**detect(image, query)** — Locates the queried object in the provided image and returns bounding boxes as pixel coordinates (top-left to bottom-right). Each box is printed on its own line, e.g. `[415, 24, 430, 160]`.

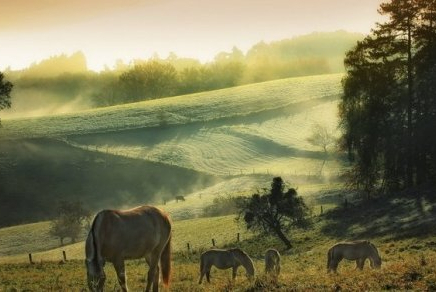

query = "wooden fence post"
[320, 205, 323, 215]
[237, 233, 240, 242]
[63, 250, 67, 261]
[212, 239, 216, 247]
[28, 253, 34, 264]
[187, 243, 191, 252]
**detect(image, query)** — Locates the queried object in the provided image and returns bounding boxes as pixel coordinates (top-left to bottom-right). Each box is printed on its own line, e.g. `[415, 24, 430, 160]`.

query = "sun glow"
[0, 0, 385, 72]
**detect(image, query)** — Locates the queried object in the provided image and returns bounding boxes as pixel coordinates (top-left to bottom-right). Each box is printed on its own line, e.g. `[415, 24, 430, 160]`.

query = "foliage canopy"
[237, 177, 310, 249]
[0, 72, 13, 124]
[339, 0, 436, 193]
[49, 200, 91, 246]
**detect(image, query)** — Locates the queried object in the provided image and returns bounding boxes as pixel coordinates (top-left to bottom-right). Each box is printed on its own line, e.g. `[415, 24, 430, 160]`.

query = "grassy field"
[1, 240, 436, 291]
[1, 74, 345, 177]
[0, 74, 342, 139]
[0, 182, 338, 262]
[0, 73, 347, 227]
[1, 189, 436, 291]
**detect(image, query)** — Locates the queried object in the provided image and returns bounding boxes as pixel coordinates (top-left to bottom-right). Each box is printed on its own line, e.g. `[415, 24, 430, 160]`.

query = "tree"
[307, 123, 336, 175]
[0, 72, 13, 125]
[339, 0, 436, 193]
[119, 61, 178, 103]
[49, 200, 91, 245]
[237, 177, 310, 249]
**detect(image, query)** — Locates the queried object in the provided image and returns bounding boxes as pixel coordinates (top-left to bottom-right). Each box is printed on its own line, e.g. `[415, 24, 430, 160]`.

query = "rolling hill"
[0, 73, 346, 227]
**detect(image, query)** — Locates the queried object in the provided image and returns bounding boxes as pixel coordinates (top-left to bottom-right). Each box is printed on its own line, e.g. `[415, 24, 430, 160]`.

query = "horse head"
[231, 248, 255, 278]
[86, 258, 106, 292]
[368, 243, 382, 269]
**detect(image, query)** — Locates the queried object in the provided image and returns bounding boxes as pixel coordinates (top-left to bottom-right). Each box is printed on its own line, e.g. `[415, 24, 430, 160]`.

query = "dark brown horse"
[85, 205, 171, 292]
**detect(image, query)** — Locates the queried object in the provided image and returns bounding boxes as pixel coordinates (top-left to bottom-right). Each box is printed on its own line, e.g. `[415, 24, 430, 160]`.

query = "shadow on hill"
[0, 138, 219, 227]
[70, 95, 339, 161]
[320, 191, 436, 241]
[70, 95, 338, 145]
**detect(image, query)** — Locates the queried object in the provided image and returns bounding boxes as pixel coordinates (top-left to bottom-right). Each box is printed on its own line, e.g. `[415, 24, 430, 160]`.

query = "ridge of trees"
[339, 0, 436, 194]
[4, 31, 362, 110]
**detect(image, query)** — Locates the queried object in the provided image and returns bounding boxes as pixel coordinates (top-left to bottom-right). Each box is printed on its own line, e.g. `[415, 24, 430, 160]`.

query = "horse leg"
[199, 271, 204, 284]
[152, 265, 160, 292]
[199, 257, 205, 284]
[232, 266, 238, 280]
[113, 258, 127, 292]
[206, 265, 212, 283]
[356, 258, 365, 270]
[330, 259, 339, 273]
[145, 254, 160, 292]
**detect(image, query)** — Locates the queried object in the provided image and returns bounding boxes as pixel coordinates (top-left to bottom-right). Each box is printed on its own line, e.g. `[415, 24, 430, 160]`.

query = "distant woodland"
[3, 31, 361, 115]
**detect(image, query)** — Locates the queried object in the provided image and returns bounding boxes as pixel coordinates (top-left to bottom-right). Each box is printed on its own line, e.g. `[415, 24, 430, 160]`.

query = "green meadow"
[1, 73, 435, 291]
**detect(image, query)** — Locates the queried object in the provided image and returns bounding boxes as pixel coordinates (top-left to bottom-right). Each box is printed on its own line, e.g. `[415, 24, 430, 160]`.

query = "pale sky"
[0, 0, 385, 71]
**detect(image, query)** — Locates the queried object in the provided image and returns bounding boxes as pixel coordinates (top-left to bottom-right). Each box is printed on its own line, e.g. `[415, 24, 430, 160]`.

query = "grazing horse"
[198, 248, 255, 284]
[265, 249, 281, 276]
[85, 205, 172, 292]
[175, 195, 185, 202]
[327, 240, 381, 273]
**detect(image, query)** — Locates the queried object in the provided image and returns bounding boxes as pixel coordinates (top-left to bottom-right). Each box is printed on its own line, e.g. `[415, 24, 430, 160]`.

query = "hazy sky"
[0, 0, 385, 71]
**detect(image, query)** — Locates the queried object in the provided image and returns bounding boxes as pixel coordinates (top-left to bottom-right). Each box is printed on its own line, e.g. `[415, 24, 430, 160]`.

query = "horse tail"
[160, 233, 171, 287]
[86, 211, 104, 264]
[200, 253, 205, 273]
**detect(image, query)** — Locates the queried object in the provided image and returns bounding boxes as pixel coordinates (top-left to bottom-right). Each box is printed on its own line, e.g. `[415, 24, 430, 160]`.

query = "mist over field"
[1, 1, 436, 290]
[2, 31, 362, 119]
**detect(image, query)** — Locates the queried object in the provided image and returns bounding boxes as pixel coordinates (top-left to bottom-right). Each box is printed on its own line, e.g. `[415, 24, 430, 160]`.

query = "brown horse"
[85, 205, 172, 292]
[265, 249, 281, 276]
[327, 240, 381, 273]
[198, 248, 255, 284]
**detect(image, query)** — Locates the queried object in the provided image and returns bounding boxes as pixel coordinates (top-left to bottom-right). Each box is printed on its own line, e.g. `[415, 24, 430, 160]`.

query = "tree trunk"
[274, 227, 292, 249]
[407, 15, 414, 188]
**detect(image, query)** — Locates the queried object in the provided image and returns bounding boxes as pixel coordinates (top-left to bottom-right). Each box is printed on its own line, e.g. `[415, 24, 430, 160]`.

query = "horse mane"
[228, 248, 255, 275]
[228, 248, 247, 257]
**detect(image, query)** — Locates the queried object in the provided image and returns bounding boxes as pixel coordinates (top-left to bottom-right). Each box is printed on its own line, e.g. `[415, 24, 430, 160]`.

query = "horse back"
[201, 249, 235, 269]
[91, 206, 171, 261]
[332, 241, 373, 260]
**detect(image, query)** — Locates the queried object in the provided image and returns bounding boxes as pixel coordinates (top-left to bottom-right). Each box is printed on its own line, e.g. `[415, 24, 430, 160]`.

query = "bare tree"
[307, 123, 336, 175]
[49, 200, 91, 245]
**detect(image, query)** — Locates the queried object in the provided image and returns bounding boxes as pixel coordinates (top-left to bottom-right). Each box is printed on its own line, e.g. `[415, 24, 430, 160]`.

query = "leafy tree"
[339, 0, 436, 193]
[119, 61, 178, 103]
[0, 72, 13, 125]
[237, 177, 310, 249]
[49, 200, 91, 245]
[202, 195, 243, 217]
[307, 123, 336, 175]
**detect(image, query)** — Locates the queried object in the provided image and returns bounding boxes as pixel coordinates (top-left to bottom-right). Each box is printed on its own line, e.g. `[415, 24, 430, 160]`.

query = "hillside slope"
[0, 138, 217, 227]
[0, 74, 342, 139]
[0, 74, 345, 226]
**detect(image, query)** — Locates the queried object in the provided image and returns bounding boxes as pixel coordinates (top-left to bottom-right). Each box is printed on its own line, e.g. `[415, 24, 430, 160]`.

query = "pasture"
[1, 186, 436, 291]
[0, 73, 346, 227]
[1, 72, 435, 290]
[1, 218, 436, 291]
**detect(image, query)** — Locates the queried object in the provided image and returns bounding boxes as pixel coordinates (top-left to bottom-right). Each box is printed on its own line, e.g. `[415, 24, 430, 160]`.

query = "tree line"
[340, 0, 436, 193]
[3, 31, 361, 109]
